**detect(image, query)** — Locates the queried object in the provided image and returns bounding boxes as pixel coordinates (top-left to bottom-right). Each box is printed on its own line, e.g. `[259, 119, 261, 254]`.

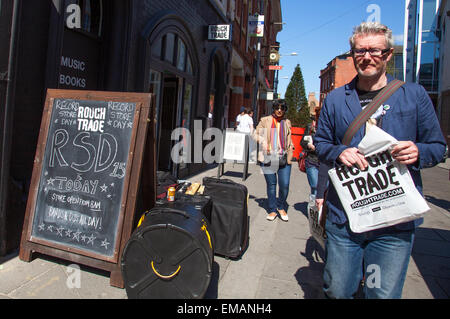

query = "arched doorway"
[208, 54, 226, 130]
[143, 16, 198, 178]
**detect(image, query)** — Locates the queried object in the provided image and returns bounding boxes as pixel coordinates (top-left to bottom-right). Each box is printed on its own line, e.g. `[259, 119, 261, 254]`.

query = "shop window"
[179, 83, 193, 170]
[164, 33, 175, 64]
[177, 38, 186, 71]
[152, 37, 162, 59]
[186, 55, 193, 75]
[149, 70, 162, 123]
[157, 33, 193, 77]
[68, 0, 104, 38]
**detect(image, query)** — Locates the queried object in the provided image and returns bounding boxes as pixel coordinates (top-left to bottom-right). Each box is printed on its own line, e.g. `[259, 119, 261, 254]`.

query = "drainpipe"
[0, 0, 20, 256]
[252, 0, 265, 122]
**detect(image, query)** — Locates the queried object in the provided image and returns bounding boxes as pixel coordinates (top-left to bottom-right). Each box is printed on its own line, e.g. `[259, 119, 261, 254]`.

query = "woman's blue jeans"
[262, 164, 292, 213]
[323, 219, 415, 299]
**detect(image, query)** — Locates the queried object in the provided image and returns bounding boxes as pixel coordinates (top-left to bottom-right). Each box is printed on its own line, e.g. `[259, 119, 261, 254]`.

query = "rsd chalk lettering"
[49, 129, 118, 173]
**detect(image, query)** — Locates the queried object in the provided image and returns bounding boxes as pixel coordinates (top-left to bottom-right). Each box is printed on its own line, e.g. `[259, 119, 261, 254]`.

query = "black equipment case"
[156, 170, 178, 199]
[121, 196, 213, 299]
[202, 177, 249, 259]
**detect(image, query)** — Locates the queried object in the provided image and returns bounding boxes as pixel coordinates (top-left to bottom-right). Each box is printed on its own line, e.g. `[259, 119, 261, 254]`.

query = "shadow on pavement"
[295, 237, 325, 299]
[424, 195, 450, 212]
[293, 202, 308, 218]
[204, 261, 220, 299]
[412, 227, 450, 298]
[0, 250, 19, 265]
[221, 171, 252, 180]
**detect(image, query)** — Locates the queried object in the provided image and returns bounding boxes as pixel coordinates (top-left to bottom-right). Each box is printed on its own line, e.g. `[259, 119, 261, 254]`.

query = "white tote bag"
[328, 126, 430, 233]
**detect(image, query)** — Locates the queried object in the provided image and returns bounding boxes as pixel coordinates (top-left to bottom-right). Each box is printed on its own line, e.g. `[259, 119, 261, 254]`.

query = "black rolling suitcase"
[121, 196, 214, 299]
[202, 177, 249, 259]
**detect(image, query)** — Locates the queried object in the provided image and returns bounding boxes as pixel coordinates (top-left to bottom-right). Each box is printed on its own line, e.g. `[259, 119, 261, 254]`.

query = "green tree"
[284, 64, 311, 127]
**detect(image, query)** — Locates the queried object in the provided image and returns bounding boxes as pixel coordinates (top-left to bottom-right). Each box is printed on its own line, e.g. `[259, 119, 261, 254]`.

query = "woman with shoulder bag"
[253, 99, 294, 222]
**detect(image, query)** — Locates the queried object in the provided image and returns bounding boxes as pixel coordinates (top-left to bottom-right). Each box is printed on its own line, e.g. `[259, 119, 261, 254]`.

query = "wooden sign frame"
[217, 130, 249, 181]
[19, 89, 155, 288]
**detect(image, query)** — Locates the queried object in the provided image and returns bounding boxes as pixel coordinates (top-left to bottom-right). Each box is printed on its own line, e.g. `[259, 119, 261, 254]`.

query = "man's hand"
[315, 198, 324, 210]
[391, 141, 419, 165]
[338, 147, 368, 170]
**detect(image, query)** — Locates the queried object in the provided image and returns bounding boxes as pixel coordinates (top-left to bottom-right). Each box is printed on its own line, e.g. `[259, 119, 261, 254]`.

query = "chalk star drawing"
[107, 120, 112, 126]
[72, 230, 82, 242]
[56, 226, 64, 237]
[100, 184, 108, 192]
[47, 178, 55, 186]
[81, 234, 88, 242]
[87, 234, 96, 245]
[38, 223, 45, 231]
[127, 122, 133, 129]
[107, 194, 112, 199]
[100, 238, 110, 250]
[65, 229, 73, 237]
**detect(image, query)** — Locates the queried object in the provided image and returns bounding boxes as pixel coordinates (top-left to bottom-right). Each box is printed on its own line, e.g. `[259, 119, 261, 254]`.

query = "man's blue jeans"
[323, 219, 415, 299]
[262, 164, 292, 213]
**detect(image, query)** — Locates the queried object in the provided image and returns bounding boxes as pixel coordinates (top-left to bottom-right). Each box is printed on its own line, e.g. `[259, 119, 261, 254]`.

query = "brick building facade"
[319, 51, 357, 107]
[0, 0, 283, 256]
[228, 0, 282, 126]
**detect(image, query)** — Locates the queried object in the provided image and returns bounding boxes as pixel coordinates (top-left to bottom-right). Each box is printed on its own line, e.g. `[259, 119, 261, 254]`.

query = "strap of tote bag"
[342, 79, 404, 146]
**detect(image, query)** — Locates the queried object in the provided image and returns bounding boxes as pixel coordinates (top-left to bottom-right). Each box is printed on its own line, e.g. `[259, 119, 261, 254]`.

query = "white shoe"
[278, 210, 289, 222]
[266, 212, 277, 221]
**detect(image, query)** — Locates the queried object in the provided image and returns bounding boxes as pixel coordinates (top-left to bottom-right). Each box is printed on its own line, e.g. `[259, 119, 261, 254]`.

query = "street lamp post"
[253, 39, 262, 121]
[274, 52, 298, 98]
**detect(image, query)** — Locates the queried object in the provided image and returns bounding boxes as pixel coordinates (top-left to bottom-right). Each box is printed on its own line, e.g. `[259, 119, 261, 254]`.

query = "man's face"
[352, 34, 393, 80]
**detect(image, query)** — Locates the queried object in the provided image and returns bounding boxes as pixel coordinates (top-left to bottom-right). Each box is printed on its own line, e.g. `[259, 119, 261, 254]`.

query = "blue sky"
[276, 0, 406, 99]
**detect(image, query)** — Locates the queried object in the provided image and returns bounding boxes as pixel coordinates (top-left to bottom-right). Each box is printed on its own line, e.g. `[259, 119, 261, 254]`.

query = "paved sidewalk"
[0, 160, 449, 299]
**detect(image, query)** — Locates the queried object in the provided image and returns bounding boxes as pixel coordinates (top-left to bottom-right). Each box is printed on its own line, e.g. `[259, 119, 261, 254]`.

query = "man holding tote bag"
[314, 22, 447, 299]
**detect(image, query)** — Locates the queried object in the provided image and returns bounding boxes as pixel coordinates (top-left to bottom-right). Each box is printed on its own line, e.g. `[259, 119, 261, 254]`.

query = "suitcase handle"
[149, 208, 190, 219]
[204, 177, 235, 185]
[151, 261, 181, 279]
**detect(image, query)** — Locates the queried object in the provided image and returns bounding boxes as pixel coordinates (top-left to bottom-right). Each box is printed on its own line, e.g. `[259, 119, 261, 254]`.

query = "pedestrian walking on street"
[300, 118, 319, 200]
[254, 99, 294, 222]
[235, 106, 246, 129]
[236, 107, 254, 134]
[314, 22, 447, 299]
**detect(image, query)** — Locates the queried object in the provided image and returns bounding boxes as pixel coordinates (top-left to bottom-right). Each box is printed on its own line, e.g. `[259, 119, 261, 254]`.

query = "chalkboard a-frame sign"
[19, 89, 154, 288]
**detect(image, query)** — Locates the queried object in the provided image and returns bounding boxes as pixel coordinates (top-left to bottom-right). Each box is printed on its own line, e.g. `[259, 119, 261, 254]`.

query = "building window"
[417, 0, 440, 92]
[149, 70, 162, 122]
[163, 33, 175, 64]
[186, 55, 193, 75]
[177, 38, 186, 71]
[67, 0, 104, 38]
[152, 37, 162, 59]
[179, 83, 193, 170]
